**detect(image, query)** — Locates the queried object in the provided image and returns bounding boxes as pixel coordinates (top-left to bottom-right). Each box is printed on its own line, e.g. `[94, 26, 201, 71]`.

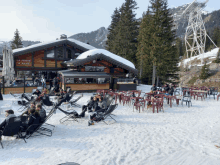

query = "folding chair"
[89, 104, 118, 125]
[69, 94, 83, 108]
[0, 117, 27, 149]
[58, 107, 82, 123]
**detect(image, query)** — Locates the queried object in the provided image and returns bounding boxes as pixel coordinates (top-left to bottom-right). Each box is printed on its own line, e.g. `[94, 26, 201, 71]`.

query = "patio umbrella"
[8, 48, 15, 81]
[2, 46, 14, 86]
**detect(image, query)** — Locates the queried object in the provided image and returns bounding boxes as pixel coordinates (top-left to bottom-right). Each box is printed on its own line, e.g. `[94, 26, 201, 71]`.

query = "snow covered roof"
[64, 49, 138, 75]
[77, 49, 135, 69]
[13, 38, 96, 55]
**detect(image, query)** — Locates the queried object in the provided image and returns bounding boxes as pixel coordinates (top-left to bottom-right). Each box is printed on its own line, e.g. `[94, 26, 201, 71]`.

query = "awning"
[58, 70, 111, 78]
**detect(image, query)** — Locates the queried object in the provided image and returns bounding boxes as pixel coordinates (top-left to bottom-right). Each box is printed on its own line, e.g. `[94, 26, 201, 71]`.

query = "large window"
[47, 49, 54, 58]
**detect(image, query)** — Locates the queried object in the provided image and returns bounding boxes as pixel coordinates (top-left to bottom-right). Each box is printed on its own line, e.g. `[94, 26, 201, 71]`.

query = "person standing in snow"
[41, 75, 46, 89]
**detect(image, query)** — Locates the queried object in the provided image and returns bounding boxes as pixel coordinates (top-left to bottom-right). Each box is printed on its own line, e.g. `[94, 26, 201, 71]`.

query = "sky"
[0, 0, 219, 42]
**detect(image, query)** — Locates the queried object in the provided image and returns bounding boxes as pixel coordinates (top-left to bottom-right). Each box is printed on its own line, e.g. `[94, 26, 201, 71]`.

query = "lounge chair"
[0, 117, 27, 149]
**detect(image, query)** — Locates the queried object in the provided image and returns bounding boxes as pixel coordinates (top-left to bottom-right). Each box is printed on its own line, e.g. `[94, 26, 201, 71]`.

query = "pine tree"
[200, 62, 210, 80]
[11, 29, 23, 49]
[136, 0, 179, 85]
[213, 27, 220, 47]
[105, 7, 121, 52]
[113, 0, 139, 65]
[136, 9, 154, 84]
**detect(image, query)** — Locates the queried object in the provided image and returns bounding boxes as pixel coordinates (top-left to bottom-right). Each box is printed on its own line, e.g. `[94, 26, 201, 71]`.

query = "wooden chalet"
[12, 34, 96, 80]
[59, 49, 138, 91]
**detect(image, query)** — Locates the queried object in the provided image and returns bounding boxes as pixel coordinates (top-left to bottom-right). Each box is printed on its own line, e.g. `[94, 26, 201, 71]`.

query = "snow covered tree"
[11, 29, 23, 50]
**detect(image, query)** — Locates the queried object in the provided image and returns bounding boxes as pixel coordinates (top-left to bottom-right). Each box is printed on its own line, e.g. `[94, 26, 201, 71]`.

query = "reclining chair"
[0, 117, 27, 149]
[88, 104, 118, 126]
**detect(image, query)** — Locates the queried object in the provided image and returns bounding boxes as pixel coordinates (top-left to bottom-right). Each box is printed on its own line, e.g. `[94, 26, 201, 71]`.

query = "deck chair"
[89, 104, 118, 125]
[58, 106, 87, 123]
[23, 107, 56, 139]
[0, 117, 27, 149]
[69, 94, 83, 108]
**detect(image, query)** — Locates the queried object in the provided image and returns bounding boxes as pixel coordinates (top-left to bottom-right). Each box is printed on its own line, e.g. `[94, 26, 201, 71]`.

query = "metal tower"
[173, 0, 218, 65]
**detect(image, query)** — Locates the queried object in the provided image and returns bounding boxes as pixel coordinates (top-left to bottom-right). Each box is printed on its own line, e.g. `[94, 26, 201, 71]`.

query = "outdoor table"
[192, 90, 208, 99]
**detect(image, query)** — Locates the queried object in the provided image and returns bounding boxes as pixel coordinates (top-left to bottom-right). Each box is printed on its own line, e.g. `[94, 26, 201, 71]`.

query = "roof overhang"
[58, 70, 111, 78]
[62, 53, 138, 75]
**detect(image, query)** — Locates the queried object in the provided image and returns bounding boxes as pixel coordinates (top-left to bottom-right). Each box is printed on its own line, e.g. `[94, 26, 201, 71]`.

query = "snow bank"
[77, 49, 136, 69]
[180, 48, 219, 67]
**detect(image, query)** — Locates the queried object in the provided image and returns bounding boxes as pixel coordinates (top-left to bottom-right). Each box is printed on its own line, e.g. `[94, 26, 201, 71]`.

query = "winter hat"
[5, 110, 14, 114]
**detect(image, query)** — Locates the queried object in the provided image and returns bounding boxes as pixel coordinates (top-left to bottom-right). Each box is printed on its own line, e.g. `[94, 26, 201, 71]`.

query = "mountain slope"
[68, 27, 108, 49]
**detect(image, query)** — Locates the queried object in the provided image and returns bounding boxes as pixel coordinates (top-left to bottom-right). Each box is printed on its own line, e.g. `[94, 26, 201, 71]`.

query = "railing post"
[24, 76, 25, 93]
[2, 76, 4, 94]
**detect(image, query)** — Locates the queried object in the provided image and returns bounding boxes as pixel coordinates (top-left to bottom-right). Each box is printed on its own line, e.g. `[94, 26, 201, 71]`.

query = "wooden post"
[24, 76, 25, 93]
[2, 76, 4, 94]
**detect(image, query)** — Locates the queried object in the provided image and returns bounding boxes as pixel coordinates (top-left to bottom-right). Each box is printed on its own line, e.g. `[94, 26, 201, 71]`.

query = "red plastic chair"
[122, 96, 131, 106]
[217, 94, 220, 101]
[133, 101, 143, 113]
[196, 92, 205, 101]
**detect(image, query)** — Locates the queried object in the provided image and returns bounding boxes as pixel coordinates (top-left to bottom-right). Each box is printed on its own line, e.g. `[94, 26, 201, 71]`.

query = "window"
[57, 47, 64, 59]
[47, 49, 54, 58]
[67, 49, 72, 59]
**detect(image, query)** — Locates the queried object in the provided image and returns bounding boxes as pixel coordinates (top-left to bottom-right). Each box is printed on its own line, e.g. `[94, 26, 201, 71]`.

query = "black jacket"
[0, 114, 17, 130]
[151, 86, 157, 91]
[164, 86, 170, 92]
[33, 91, 41, 96]
[168, 87, 174, 95]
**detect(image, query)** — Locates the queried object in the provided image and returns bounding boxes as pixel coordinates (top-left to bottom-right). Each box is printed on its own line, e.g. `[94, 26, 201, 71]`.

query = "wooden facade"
[14, 45, 84, 72]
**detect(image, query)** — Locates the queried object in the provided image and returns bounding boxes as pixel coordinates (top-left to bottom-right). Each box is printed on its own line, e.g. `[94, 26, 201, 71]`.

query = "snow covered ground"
[1, 85, 220, 165]
[179, 48, 219, 68]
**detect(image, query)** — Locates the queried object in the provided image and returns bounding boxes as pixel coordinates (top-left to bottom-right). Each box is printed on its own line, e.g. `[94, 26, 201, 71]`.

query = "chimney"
[60, 34, 67, 39]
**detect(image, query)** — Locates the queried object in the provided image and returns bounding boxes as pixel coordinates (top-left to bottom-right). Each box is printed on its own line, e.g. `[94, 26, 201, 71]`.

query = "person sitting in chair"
[151, 84, 157, 92]
[21, 109, 41, 134]
[0, 110, 17, 131]
[33, 89, 41, 97]
[56, 90, 71, 107]
[35, 104, 46, 122]
[82, 96, 94, 113]
[93, 96, 107, 113]
[164, 84, 170, 93]
[20, 102, 35, 117]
